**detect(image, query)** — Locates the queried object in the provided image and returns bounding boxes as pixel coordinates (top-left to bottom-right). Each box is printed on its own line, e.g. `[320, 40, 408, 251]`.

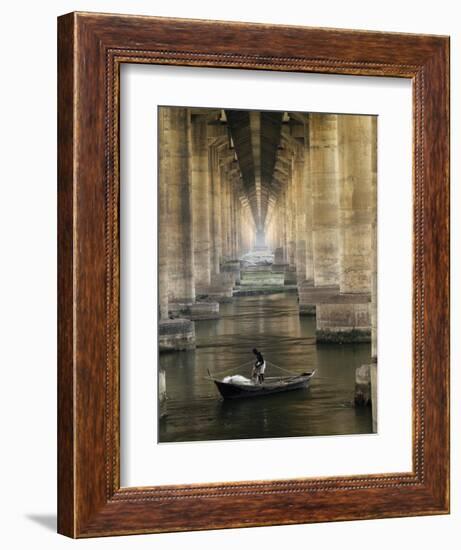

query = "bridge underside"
[158, 107, 377, 355]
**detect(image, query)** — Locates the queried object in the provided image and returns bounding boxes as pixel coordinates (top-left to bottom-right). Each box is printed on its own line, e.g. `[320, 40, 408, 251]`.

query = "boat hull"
[213, 374, 313, 400]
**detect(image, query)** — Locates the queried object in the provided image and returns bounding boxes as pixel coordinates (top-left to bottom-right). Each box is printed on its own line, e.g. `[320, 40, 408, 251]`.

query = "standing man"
[252, 348, 266, 384]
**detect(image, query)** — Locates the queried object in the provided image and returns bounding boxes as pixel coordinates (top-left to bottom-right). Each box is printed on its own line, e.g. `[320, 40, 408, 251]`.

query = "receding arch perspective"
[157, 106, 377, 443]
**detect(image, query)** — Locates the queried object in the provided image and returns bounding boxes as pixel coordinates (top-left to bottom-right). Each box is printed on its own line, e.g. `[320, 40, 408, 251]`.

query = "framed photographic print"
[58, 12, 450, 537]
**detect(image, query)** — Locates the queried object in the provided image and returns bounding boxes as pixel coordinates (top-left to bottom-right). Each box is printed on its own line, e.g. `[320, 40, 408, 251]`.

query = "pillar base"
[271, 263, 298, 286]
[316, 301, 371, 343]
[159, 318, 195, 352]
[298, 281, 315, 315]
[204, 293, 233, 303]
[189, 301, 220, 320]
[316, 327, 371, 343]
[299, 304, 316, 316]
[284, 266, 297, 285]
[168, 301, 220, 320]
[240, 266, 284, 288]
[271, 262, 288, 274]
[273, 247, 285, 265]
[196, 274, 235, 303]
[221, 260, 241, 285]
[168, 302, 193, 318]
[234, 287, 296, 297]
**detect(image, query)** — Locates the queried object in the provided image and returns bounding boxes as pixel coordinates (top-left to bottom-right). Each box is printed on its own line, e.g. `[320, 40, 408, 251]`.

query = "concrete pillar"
[271, 188, 288, 282]
[187, 118, 222, 319]
[245, 203, 256, 252]
[238, 199, 249, 257]
[220, 164, 230, 262]
[371, 121, 378, 424]
[230, 190, 236, 257]
[298, 115, 340, 319]
[274, 247, 284, 265]
[289, 119, 317, 315]
[315, 115, 375, 342]
[310, 114, 340, 288]
[371, 118, 378, 360]
[338, 115, 374, 295]
[226, 169, 233, 259]
[239, 198, 245, 256]
[220, 177, 241, 284]
[283, 154, 297, 286]
[294, 150, 307, 283]
[358, 118, 378, 431]
[230, 178, 239, 258]
[280, 187, 288, 263]
[191, 115, 211, 288]
[269, 182, 290, 281]
[208, 142, 223, 276]
[198, 138, 236, 303]
[303, 127, 314, 286]
[158, 107, 196, 351]
[287, 156, 296, 270]
[159, 318, 195, 351]
[158, 107, 169, 320]
[165, 107, 195, 304]
[297, 127, 317, 314]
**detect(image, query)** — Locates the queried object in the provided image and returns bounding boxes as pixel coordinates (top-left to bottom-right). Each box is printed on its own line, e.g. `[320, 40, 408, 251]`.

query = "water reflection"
[159, 292, 372, 443]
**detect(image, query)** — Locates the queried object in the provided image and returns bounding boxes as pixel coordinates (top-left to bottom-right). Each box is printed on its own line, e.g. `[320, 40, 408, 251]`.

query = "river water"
[159, 292, 373, 443]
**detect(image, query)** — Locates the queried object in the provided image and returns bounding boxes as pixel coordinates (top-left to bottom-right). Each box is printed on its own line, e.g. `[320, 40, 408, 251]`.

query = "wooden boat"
[209, 370, 316, 400]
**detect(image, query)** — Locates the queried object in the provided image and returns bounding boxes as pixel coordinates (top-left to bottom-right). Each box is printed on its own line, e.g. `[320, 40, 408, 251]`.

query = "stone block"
[159, 318, 195, 352]
[271, 263, 288, 274]
[195, 273, 234, 302]
[284, 266, 297, 285]
[169, 300, 220, 320]
[298, 281, 316, 314]
[240, 270, 285, 287]
[299, 303, 316, 316]
[316, 302, 371, 343]
[221, 260, 241, 284]
[189, 301, 220, 320]
[243, 265, 272, 272]
[273, 247, 285, 265]
[216, 272, 237, 286]
[167, 302, 192, 318]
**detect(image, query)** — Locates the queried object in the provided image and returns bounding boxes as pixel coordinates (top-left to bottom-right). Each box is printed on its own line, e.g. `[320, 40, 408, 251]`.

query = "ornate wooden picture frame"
[58, 12, 450, 537]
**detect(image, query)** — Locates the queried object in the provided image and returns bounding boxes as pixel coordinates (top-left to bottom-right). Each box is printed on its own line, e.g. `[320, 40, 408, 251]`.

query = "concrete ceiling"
[225, 110, 284, 230]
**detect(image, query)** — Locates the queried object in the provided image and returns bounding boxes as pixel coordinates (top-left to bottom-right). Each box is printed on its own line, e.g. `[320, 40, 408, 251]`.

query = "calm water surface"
[159, 292, 372, 443]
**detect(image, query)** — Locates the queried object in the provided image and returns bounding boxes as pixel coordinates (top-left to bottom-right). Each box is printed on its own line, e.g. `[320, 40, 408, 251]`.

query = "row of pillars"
[266, 113, 377, 357]
[158, 107, 255, 350]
